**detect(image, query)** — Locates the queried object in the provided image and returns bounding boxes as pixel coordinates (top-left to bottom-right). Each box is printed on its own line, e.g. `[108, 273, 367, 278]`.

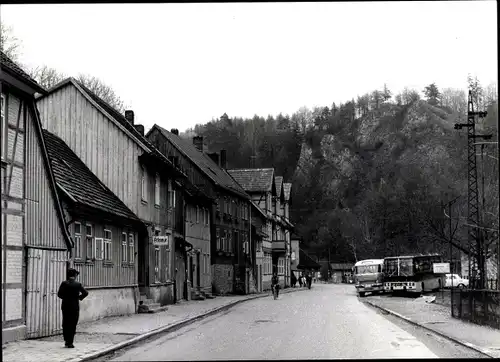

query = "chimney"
[207, 152, 220, 166]
[134, 124, 144, 136]
[193, 136, 204, 152]
[220, 149, 227, 169]
[170, 128, 179, 136]
[125, 110, 134, 124]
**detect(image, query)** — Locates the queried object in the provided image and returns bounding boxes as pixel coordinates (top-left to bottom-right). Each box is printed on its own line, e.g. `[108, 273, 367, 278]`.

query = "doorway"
[196, 252, 201, 288]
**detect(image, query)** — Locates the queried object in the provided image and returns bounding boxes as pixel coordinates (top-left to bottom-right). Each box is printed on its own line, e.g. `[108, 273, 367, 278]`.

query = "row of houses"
[1, 52, 312, 343]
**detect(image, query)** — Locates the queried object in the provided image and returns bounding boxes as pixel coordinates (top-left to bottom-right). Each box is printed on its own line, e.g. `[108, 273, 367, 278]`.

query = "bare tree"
[29, 65, 66, 90]
[76, 74, 125, 113]
[0, 23, 22, 61]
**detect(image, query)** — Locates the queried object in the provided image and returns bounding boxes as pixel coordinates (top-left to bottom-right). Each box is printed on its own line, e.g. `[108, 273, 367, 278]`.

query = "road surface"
[104, 284, 485, 360]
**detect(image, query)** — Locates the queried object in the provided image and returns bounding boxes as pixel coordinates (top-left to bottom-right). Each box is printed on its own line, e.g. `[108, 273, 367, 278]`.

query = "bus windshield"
[355, 265, 381, 274]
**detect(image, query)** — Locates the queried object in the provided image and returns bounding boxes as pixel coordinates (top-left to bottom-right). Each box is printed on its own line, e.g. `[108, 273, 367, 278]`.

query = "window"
[74, 222, 82, 259]
[226, 230, 231, 252]
[141, 166, 147, 202]
[167, 180, 175, 209]
[278, 259, 284, 275]
[121, 232, 128, 263]
[95, 238, 104, 260]
[154, 246, 161, 282]
[128, 233, 135, 264]
[104, 229, 112, 261]
[155, 173, 160, 206]
[86, 224, 94, 260]
[216, 228, 221, 250]
[1, 93, 5, 160]
[222, 229, 227, 251]
[205, 209, 209, 225]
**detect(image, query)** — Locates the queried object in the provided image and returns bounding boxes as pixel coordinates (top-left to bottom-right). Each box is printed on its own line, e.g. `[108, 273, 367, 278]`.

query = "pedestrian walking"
[306, 273, 312, 289]
[57, 268, 88, 348]
[291, 272, 297, 288]
[271, 272, 280, 299]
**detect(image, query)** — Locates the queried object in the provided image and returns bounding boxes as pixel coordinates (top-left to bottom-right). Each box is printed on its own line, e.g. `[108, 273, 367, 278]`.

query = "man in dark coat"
[57, 268, 88, 348]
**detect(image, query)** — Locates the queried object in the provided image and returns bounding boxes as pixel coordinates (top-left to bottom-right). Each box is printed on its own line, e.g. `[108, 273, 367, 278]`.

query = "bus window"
[399, 258, 413, 276]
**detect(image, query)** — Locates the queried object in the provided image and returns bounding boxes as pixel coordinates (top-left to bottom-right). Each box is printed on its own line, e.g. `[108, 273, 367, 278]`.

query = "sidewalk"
[365, 294, 500, 358]
[2, 288, 303, 362]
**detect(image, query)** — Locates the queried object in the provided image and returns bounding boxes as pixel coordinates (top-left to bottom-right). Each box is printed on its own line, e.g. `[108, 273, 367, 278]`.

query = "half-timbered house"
[250, 200, 269, 292]
[1, 52, 72, 341]
[146, 126, 252, 295]
[227, 168, 276, 290]
[283, 182, 294, 286]
[36, 78, 188, 309]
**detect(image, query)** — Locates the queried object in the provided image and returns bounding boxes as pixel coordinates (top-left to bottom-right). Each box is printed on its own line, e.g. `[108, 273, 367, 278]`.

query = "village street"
[103, 284, 487, 361]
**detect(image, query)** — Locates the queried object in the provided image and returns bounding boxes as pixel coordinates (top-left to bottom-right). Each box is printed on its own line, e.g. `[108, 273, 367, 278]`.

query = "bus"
[353, 259, 384, 297]
[383, 254, 445, 295]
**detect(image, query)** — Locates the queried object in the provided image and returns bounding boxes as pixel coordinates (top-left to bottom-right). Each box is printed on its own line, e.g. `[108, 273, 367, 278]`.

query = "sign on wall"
[433, 262, 450, 274]
[152, 235, 170, 248]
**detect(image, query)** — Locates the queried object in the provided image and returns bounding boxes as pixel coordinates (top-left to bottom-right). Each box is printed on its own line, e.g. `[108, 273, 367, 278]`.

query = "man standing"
[57, 268, 88, 348]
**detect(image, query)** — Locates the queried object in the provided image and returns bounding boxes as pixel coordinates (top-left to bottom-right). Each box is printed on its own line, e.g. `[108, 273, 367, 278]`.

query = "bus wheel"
[359, 292, 366, 298]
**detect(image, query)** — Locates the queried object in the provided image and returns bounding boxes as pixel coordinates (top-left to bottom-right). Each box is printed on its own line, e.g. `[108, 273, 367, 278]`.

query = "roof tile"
[43, 129, 141, 222]
[154, 126, 248, 199]
[226, 168, 274, 193]
[1, 51, 46, 93]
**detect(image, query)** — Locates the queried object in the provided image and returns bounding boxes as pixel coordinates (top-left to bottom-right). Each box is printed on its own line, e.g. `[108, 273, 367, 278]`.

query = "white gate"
[26, 248, 68, 338]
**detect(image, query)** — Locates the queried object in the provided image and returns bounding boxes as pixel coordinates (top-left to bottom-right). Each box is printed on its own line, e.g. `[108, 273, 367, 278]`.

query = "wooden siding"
[37, 87, 142, 215]
[138, 169, 174, 230]
[71, 221, 137, 288]
[25, 101, 67, 249]
[25, 248, 68, 338]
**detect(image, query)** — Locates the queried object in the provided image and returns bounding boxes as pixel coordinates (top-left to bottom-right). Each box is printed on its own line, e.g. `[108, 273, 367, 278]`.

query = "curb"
[69, 287, 306, 362]
[364, 300, 496, 359]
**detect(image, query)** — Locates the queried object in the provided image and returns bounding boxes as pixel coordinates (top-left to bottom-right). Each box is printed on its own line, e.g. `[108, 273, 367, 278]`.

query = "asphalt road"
[105, 284, 485, 360]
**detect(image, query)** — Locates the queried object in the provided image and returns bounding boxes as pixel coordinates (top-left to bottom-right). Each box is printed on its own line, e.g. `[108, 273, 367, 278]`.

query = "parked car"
[445, 274, 469, 289]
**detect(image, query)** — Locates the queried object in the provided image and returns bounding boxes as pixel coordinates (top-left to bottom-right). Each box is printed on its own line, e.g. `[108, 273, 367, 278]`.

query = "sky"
[1, 2, 497, 133]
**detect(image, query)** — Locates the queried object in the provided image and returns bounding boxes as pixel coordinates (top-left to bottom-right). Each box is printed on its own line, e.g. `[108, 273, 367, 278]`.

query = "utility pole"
[454, 90, 492, 289]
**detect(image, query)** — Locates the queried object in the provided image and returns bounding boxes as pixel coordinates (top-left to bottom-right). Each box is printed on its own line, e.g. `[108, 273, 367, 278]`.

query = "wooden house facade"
[147, 127, 252, 295]
[43, 129, 144, 322]
[1, 52, 72, 341]
[36, 78, 187, 310]
[227, 168, 276, 290]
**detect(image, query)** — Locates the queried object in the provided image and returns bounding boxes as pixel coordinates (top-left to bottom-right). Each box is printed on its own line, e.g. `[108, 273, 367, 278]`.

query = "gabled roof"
[330, 263, 354, 270]
[150, 125, 249, 199]
[283, 183, 292, 202]
[250, 200, 267, 220]
[226, 168, 276, 194]
[36, 78, 187, 179]
[298, 248, 321, 270]
[275, 176, 284, 200]
[0, 51, 46, 94]
[43, 129, 142, 223]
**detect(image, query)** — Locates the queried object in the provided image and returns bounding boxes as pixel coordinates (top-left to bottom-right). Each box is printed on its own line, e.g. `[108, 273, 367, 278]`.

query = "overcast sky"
[1, 2, 497, 132]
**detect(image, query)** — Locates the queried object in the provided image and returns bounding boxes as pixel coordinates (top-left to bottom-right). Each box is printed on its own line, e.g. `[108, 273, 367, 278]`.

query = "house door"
[137, 233, 148, 287]
[258, 265, 262, 292]
[26, 248, 68, 338]
[196, 252, 201, 288]
[175, 250, 185, 301]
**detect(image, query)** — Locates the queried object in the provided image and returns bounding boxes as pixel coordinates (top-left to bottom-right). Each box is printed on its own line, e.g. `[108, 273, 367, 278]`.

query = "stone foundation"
[79, 287, 136, 324]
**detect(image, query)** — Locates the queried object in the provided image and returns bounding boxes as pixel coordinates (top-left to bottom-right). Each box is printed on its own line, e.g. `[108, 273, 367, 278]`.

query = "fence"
[451, 288, 500, 330]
